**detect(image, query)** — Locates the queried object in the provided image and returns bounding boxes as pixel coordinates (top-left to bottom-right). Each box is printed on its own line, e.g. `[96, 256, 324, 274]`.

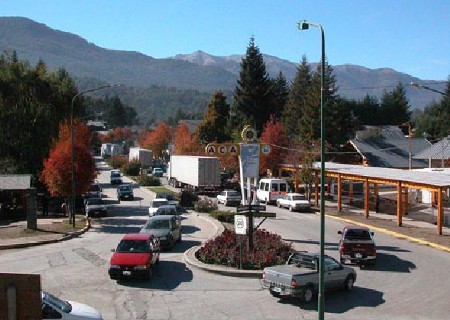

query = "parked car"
[338, 226, 377, 266]
[108, 233, 160, 280]
[117, 184, 134, 201]
[152, 167, 164, 177]
[140, 215, 181, 249]
[86, 182, 102, 199]
[85, 197, 107, 217]
[110, 169, 122, 185]
[217, 189, 242, 206]
[42, 290, 103, 319]
[261, 252, 357, 303]
[276, 193, 310, 212]
[148, 198, 169, 216]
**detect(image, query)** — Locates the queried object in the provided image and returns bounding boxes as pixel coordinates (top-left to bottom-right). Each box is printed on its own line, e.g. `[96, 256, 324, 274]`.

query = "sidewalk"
[0, 216, 90, 250]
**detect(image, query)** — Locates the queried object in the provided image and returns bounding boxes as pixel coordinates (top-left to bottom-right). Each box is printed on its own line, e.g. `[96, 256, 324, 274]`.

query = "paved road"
[1, 159, 449, 319]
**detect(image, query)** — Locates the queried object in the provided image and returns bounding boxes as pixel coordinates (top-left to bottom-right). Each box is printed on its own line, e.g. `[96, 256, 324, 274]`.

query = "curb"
[324, 213, 450, 253]
[0, 218, 91, 250]
[182, 212, 263, 278]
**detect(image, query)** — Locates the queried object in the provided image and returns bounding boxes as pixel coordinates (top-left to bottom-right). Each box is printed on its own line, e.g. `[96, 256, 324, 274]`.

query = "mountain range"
[0, 16, 446, 122]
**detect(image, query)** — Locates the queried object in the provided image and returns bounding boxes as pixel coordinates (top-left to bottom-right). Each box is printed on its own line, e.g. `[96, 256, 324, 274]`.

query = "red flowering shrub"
[196, 229, 292, 270]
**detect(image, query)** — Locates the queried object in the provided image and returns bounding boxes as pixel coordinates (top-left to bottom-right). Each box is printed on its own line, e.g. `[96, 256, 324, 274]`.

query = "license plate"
[271, 287, 282, 293]
[355, 253, 362, 258]
[123, 271, 131, 276]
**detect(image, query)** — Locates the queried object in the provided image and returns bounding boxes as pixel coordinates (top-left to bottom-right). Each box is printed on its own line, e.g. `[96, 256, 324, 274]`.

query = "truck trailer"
[168, 155, 221, 194]
[128, 147, 153, 168]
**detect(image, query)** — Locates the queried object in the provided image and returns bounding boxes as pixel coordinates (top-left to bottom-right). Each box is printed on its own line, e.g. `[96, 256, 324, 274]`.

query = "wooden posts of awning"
[364, 178, 369, 218]
[337, 176, 342, 212]
[438, 188, 443, 235]
[397, 181, 403, 227]
[349, 181, 354, 205]
[315, 172, 319, 207]
[404, 187, 409, 216]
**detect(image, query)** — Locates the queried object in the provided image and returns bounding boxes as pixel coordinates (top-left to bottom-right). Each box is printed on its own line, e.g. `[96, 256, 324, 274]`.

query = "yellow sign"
[205, 143, 270, 156]
[241, 125, 257, 142]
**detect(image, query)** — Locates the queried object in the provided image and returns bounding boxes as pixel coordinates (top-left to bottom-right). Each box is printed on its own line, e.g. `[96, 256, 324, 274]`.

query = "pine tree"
[196, 91, 230, 143]
[232, 37, 275, 135]
[379, 83, 411, 125]
[270, 71, 289, 120]
[282, 55, 313, 138]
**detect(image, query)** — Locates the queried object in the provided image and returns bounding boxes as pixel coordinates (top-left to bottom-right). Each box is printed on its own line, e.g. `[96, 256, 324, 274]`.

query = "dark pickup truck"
[338, 226, 377, 266]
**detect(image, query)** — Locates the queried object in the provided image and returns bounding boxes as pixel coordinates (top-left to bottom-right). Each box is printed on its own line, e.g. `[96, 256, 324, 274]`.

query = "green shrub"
[180, 190, 198, 208]
[123, 162, 141, 176]
[210, 210, 236, 223]
[194, 197, 218, 213]
[138, 175, 161, 186]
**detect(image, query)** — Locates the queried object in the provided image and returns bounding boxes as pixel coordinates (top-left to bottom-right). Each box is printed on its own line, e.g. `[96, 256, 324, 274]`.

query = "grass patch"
[148, 186, 174, 194]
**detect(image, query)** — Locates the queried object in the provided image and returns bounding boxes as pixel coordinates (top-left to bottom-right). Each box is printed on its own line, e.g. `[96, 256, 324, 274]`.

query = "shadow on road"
[116, 260, 193, 290]
[278, 286, 385, 313]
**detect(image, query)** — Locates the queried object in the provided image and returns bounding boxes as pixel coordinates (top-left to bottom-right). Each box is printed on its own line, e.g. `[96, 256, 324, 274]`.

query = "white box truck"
[168, 155, 221, 194]
[128, 147, 153, 168]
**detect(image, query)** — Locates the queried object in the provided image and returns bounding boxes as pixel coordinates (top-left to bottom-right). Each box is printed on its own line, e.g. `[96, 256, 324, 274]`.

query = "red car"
[338, 226, 376, 266]
[108, 233, 160, 280]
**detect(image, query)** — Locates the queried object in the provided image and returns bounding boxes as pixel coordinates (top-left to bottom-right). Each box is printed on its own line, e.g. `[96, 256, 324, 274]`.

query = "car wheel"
[302, 285, 314, 303]
[344, 275, 355, 291]
[270, 291, 281, 298]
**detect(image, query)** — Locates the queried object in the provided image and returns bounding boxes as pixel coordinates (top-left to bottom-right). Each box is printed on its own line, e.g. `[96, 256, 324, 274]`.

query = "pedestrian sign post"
[234, 215, 247, 235]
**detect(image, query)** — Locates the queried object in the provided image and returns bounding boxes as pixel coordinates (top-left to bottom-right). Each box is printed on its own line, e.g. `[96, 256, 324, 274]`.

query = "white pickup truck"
[261, 252, 357, 303]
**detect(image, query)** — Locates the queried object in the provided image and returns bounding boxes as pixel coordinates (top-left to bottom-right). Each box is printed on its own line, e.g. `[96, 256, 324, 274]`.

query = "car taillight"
[291, 279, 297, 288]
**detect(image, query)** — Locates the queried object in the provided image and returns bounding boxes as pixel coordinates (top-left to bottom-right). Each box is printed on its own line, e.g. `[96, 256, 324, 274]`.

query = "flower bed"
[196, 228, 292, 270]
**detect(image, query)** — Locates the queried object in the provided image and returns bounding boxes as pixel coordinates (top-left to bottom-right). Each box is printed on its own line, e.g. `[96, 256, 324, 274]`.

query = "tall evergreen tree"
[196, 91, 231, 143]
[270, 71, 289, 120]
[282, 55, 312, 138]
[231, 37, 275, 135]
[379, 83, 411, 125]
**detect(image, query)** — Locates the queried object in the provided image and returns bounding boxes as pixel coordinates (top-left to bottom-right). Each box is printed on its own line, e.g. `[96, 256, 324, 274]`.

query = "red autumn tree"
[173, 123, 203, 155]
[259, 115, 288, 176]
[140, 122, 172, 158]
[40, 120, 96, 200]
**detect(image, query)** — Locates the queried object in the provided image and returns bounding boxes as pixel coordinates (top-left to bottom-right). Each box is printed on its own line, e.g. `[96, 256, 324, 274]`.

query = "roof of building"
[0, 175, 32, 190]
[414, 136, 450, 160]
[351, 126, 430, 168]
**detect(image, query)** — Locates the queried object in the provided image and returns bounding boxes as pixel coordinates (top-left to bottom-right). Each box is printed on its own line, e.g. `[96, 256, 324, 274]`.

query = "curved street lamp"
[70, 84, 115, 227]
[298, 19, 326, 319]
[410, 81, 449, 97]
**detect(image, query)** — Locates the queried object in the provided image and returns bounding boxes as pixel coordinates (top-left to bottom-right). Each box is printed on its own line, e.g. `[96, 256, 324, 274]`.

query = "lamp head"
[298, 20, 310, 30]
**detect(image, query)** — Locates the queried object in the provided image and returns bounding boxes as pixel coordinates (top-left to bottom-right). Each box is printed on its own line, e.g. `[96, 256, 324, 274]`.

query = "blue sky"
[2, 0, 449, 80]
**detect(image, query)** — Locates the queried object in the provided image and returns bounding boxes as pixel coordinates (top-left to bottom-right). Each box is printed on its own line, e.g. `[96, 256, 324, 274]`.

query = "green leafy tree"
[231, 37, 275, 135]
[196, 91, 231, 143]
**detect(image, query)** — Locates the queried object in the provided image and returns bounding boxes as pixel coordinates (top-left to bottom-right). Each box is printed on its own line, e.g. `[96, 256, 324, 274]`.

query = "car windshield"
[156, 207, 177, 215]
[227, 191, 240, 197]
[292, 195, 306, 201]
[42, 291, 72, 313]
[288, 254, 317, 270]
[119, 185, 131, 191]
[89, 184, 100, 192]
[87, 198, 103, 205]
[152, 200, 168, 207]
[116, 240, 150, 253]
[144, 219, 170, 230]
[111, 172, 120, 178]
[345, 229, 372, 240]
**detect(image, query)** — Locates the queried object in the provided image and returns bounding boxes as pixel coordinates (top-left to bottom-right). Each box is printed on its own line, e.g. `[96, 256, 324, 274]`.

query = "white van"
[256, 178, 289, 204]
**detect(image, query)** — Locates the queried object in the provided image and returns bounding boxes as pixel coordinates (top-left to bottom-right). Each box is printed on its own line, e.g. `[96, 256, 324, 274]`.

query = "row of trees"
[0, 51, 136, 208]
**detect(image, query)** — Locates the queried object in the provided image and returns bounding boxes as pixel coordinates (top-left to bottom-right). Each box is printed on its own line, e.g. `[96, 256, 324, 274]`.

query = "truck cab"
[338, 226, 376, 266]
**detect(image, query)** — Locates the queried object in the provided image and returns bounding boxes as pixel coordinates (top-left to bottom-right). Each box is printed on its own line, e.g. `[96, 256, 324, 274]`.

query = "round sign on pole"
[234, 215, 247, 235]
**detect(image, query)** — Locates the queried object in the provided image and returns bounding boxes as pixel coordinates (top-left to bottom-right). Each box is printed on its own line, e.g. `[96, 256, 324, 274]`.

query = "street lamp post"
[70, 84, 113, 227]
[298, 20, 326, 319]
